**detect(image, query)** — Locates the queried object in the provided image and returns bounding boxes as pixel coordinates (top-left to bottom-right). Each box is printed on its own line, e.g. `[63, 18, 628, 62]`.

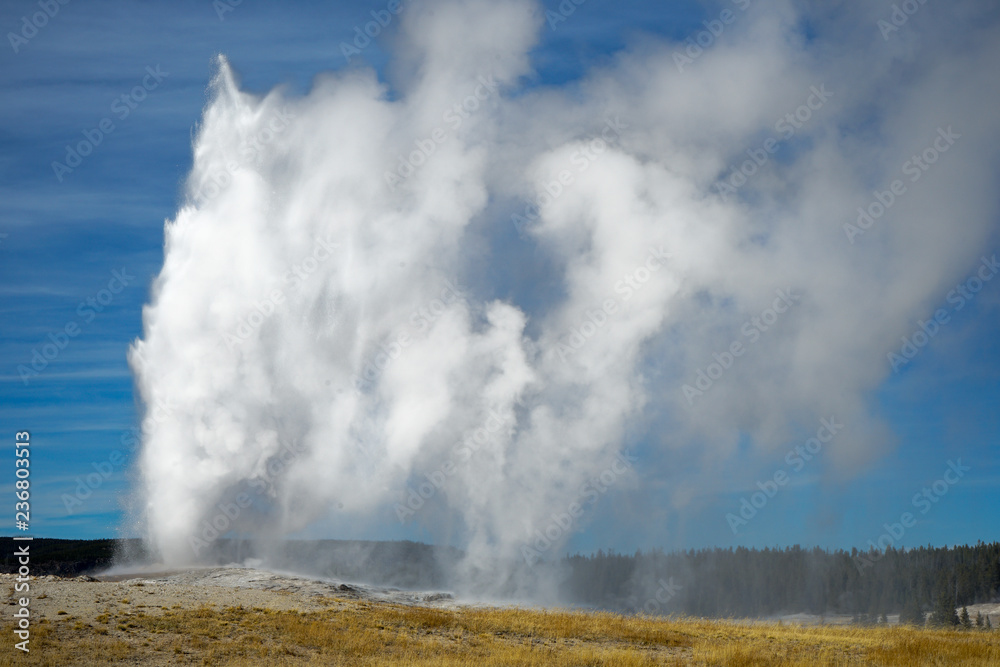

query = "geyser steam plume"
[130, 0, 1000, 587]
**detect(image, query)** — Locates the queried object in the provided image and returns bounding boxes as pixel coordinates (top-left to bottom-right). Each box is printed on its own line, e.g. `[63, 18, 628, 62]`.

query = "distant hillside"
[0, 537, 144, 576]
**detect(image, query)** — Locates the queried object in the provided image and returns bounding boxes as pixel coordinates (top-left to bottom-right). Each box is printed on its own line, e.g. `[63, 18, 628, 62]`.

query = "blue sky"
[1, 0, 997, 556]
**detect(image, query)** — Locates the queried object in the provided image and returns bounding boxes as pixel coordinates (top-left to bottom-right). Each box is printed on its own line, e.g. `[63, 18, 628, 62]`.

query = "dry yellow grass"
[1, 597, 998, 666]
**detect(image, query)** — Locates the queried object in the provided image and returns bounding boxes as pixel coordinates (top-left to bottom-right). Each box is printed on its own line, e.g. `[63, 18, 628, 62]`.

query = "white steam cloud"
[130, 0, 1000, 586]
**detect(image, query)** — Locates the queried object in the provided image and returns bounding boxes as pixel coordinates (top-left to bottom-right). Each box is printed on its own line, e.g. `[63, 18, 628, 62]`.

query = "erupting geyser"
[129, 0, 1000, 593]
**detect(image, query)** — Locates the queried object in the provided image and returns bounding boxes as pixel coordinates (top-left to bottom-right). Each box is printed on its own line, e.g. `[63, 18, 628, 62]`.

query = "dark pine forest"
[562, 542, 1000, 622]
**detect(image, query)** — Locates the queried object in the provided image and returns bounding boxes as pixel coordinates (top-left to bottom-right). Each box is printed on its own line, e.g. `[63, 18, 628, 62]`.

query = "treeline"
[559, 542, 1000, 620]
[7, 537, 999, 623]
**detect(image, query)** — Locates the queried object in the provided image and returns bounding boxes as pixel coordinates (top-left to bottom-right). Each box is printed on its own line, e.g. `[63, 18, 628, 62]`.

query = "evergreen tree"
[899, 597, 924, 626]
[975, 611, 983, 628]
[986, 616, 992, 630]
[960, 606, 971, 629]
[880, 612, 888, 625]
[930, 589, 959, 627]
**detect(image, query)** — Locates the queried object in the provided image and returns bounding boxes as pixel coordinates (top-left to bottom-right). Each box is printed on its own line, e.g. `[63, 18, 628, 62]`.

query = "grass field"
[3, 594, 999, 666]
